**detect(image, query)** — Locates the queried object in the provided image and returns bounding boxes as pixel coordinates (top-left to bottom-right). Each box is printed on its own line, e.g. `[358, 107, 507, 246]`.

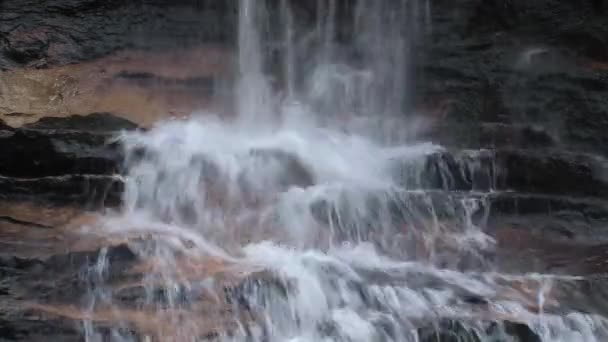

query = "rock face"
[0, 0, 234, 127]
[0, 0, 236, 70]
[410, 0, 608, 262]
[1, 0, 608, 340]
[418, 0, 608, 155]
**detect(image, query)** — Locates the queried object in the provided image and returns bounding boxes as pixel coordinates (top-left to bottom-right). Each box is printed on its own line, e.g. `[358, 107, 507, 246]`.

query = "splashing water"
[73, 1, 608, 341]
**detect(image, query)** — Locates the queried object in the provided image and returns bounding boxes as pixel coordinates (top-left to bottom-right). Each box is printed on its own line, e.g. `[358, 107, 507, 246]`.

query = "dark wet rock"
[0, 0, 237, 70]
[0, 315, 80, 342]
[394, 148, 608, 198]
[419, 123, 557, 150]
[0, 237, 140, 340]
[418, 0, 608, 155]
[418, 320, 481, 342]
[10, 244, 138, 305]
[417, 319, 541, 342]
[393, 149, 497, 192]
[45, 244, 137, 273]
[0, 113, 136, 206]
[0, 175, 124, 207]
[495, 150, 608, 197]
[113, 284, 203, 308]
[0, 128, 119, 177]
[455, 191, 608, 221]
[24, 113, 139, 132]
[495, 321, 542, 342]
[310, 189, 608, 239]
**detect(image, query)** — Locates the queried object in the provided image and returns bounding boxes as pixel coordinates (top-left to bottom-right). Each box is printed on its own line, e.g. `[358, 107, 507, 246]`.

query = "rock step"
[0, 113, 135, 205]
[1, 241, 549, 342]
[309, 190, 608, 232]
[430, 190, 608, 220]
[394, 148, 608, 198]
[0, 175, 123, 207]
[2, 114, 607, 211]
[417, 122, 557, 150]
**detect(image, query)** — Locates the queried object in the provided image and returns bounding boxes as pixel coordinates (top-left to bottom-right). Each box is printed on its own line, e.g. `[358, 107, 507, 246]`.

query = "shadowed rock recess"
[1, 0, 608, 341]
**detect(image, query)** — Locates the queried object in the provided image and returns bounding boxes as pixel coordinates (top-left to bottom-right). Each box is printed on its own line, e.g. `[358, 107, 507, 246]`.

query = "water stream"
[76, 1, 608, 341]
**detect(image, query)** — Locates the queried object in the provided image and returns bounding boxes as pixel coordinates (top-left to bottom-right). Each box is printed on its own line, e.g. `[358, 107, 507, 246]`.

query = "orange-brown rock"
[0, 47, 233, 128]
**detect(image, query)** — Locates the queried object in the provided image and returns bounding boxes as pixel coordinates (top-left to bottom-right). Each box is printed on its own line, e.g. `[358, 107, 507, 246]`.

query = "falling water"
[70, 1, 608, 341]
[280, 0, 295, 100]
[236, 0, 274, 130]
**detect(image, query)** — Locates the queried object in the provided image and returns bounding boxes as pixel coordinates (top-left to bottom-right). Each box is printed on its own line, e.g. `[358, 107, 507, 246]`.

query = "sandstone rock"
[0, 47, 231, 128]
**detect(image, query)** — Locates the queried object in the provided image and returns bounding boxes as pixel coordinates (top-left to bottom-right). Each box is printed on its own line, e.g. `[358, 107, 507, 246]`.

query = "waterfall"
[69, 1, 608, 341]
[236, 0, 274, 130]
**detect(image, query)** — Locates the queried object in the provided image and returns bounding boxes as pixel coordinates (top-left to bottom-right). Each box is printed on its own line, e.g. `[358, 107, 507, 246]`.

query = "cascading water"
[73, 1, 608, 341]
[236, 0, 274, 130]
